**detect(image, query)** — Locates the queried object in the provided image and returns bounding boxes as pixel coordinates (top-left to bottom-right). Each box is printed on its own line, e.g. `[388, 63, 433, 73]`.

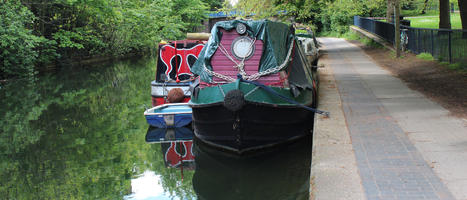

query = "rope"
[217, 37, 257, 77]
[244, 86, 259, 97]
[238, 74, 330, 117]
[245, 40, 294, 81]
[217, 84, 226, 97]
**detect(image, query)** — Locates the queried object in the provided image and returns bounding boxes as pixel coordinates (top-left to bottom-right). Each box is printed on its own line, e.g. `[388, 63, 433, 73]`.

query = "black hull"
[192, 102, 315, 153]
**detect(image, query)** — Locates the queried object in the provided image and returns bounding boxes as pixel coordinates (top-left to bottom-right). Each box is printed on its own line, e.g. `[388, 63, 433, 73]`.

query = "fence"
[354, 16, 467, 64]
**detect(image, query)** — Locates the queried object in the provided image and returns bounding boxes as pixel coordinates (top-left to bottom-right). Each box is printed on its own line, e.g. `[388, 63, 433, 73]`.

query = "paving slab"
[345, 38, 467, 200]
[312, 57, 365, 200]
[318, 37, 462, 200]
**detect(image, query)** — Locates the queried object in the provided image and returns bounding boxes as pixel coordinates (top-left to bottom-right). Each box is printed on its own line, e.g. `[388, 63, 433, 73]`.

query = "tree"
[0, 0, 39, 78]
[439, 0, 451, 29]
[421, 0, 430, 14]
[459, 0, 467, 30]
[387, 0, 395, 22]
[202, 0, 224, 11]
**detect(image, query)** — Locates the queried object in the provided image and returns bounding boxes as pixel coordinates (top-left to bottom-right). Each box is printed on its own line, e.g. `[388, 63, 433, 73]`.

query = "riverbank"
[39, 52, 149, 73]
[311, 52, 365, 200]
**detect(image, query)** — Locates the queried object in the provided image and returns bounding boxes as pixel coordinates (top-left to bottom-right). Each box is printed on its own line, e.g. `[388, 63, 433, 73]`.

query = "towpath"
[312, 38, 467, 200]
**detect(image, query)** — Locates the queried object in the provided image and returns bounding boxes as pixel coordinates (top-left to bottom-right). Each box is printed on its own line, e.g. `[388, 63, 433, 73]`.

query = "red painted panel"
[209, 28, 281, 86]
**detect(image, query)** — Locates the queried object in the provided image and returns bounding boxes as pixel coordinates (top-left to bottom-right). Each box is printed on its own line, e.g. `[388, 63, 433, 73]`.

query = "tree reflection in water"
[0, 57, 312, 199]
[0, 58, 195, 199]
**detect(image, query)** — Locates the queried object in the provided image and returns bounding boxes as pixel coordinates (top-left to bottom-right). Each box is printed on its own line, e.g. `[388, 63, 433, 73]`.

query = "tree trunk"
[387, 0, 395, 23]
[459, 0, 467, 30]
[439, 0, 451, 29]
[421, 0, 429, 14]
[395, 0, 401, 57]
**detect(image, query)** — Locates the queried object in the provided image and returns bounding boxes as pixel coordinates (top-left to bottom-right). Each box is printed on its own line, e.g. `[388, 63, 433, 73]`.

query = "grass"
[342, 31, 360, 40]
[406, 13, 462, 29]
[447, 63, 462, 70]
[342, 32, 383, 48]
[319, 31, 344, 37]
[320, 31, 382, 48]
[416, 52, 435, 61]
[402, 9, 438, 17]
[441, 61, 467, 71]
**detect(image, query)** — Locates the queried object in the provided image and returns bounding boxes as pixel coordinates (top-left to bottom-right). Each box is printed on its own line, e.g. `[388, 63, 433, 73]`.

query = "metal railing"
[354, 16, 467, 64]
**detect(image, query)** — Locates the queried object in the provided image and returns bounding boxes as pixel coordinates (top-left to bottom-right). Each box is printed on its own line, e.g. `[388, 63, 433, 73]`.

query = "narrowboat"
[145, 38, 206, 128]
[296, 33, 320, 66]
[151, 40, 205, 106]
[189, 20, 328, 153]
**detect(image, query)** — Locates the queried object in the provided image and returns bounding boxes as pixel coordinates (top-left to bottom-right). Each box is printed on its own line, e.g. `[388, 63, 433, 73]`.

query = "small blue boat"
[144, 103, 192, 128]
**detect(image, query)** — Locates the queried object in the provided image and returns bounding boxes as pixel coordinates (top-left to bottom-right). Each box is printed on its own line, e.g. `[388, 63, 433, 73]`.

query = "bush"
[0, 1, 38, 79]
[416, 52, 435, 60]
[319, 0, 386, 34]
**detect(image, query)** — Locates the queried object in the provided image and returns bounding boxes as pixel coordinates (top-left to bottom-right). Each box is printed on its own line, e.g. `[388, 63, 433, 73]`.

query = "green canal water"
[0, 57, 312, 199]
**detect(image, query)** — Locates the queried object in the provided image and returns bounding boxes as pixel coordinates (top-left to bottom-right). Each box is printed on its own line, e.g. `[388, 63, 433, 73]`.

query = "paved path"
[312, 51, 365, 200]
[312, 38, 467, 200]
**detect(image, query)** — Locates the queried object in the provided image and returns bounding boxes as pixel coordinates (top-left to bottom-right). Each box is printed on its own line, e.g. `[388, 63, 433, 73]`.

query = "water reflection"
[193, 135, 312, 200]
[136, 127, 312, 200]
[125, 171, 171, 200]
[145, 126, 196, 173]
[1, 56, 312, 199]
[127, 127, 196, 200]
[0, 58, 159, 199]
[146, 126, 195, 143]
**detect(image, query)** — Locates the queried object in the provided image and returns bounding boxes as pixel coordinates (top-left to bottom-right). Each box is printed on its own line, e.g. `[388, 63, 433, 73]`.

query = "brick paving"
[321, 38, 455, 200]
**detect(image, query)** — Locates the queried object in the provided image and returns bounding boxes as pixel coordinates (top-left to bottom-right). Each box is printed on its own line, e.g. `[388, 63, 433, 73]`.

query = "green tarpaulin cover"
[191, 19, 294, 83]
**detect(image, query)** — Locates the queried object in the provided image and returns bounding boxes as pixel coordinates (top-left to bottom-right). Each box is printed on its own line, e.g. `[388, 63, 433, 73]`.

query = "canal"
[0, 57, 312, 199]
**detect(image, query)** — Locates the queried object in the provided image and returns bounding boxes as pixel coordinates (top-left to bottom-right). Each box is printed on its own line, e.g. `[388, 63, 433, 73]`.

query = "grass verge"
[342, 31, 383, 48]
[406, 13, 462, 29]
[416, 53, 434, 61]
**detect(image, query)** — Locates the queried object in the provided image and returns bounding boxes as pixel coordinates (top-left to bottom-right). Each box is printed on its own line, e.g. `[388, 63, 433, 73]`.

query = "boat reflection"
[146, 126, 194, 143]
[145, 126, 196, 173]
[192, 135, 312, 200]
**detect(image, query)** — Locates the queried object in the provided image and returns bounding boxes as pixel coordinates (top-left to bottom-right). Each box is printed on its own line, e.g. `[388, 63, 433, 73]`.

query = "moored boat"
[144, 103, 192, 128]
[151, 40, 205, 106]
[189, 20, 328, 153]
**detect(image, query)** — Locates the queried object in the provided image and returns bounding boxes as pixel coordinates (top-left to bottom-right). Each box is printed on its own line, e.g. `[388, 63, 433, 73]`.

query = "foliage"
[447, 63, 461, 70]
[0, 1, 39, 79]
[224, 0, 467, 34]
[416, 52, 435, 60]
[1, 0, 209, 78]
[342, 31, 383, 48]
[319, 0, 386, 34]
[171, 0, 208, 32]
[223, 0, 385, 34]
[202, 0, 224, 11]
